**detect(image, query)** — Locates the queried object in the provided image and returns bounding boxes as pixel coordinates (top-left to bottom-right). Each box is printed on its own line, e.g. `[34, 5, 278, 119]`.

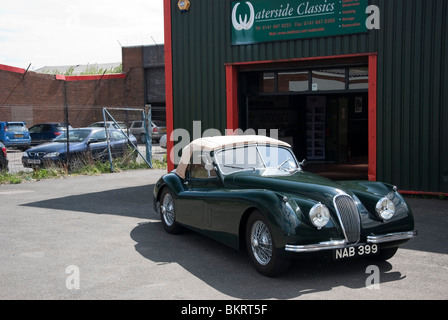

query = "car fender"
[153, 172, 186, 211]
[338, 180, 415, 233]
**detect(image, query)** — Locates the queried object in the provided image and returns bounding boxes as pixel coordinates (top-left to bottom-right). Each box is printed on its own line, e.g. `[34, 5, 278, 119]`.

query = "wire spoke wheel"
[161, 192, 175, 226]
[159, 188, 183, 234]
[250, 221, 273, 266]
[246, 210, 291, 277]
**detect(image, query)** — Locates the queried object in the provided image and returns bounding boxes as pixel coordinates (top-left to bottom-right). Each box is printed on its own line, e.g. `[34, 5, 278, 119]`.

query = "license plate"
[27, 159, 41, 165]
[333, 244, 379, 260]
[14, 134, 23, 138]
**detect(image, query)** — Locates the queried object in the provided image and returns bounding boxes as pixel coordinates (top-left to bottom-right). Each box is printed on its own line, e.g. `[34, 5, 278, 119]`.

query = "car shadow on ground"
[21, 183, 413, 299]
[21, 185, 154, 219]
[130, 220, 405, 299]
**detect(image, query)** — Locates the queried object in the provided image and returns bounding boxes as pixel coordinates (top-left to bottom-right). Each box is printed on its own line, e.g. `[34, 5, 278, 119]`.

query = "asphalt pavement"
[0, 169, 447, 301]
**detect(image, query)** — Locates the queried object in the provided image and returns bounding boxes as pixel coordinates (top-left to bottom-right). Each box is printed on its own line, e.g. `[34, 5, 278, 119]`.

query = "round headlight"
[376, 197, 395, 220]
[309, 203, 330, 229]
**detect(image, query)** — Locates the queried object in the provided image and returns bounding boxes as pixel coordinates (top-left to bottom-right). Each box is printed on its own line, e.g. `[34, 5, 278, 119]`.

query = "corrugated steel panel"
[169, 0, 448, 193]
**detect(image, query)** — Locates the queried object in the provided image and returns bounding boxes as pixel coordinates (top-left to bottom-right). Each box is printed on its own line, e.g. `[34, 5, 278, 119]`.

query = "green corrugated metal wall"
[170, 0, 448, 193]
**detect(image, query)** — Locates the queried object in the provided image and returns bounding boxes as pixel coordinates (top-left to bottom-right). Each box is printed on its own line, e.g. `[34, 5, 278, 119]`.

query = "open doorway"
[239, 66, 369, 180]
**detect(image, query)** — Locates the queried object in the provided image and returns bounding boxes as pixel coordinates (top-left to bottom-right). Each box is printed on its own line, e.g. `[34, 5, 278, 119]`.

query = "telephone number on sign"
[333, 244, 379, 260]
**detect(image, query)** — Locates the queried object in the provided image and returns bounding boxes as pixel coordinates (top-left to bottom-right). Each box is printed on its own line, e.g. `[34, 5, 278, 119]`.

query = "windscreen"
[6, 124, 27, 132]
[54, 129, 91, 143]
[215, 145, 298, 175]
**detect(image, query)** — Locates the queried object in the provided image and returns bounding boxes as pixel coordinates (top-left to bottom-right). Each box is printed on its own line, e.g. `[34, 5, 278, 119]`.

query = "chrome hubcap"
[250, 221, 273, 266]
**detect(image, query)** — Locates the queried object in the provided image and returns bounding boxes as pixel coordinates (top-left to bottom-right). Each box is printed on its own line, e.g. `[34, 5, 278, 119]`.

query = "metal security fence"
[101, 107, 153, 171]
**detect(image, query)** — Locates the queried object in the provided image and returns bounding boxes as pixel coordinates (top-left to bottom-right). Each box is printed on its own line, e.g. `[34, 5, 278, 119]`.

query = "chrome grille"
[333, 194, 361, 244]
[29, 152, 46, 157]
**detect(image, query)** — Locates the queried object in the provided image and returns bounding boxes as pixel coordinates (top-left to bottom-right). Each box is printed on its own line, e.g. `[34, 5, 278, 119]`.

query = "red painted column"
[225, 65, 239, 133]
[368, 54, 378, 181]
[164, 0, 175, 172]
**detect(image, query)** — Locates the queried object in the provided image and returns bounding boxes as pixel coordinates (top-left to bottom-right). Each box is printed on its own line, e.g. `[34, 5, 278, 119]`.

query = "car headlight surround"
[375, 196, 395, 221]
[309, 203, 330, 230]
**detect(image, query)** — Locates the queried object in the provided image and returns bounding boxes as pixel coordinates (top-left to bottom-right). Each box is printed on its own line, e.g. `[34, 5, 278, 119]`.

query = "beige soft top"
[175, 135, 291, 178]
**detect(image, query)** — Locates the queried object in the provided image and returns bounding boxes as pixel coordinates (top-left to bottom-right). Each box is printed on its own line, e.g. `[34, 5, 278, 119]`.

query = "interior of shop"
[239, 66, 369, 180]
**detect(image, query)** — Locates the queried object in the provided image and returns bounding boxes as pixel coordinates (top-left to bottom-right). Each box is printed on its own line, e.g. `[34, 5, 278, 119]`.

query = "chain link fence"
[2, 105, 166, 175]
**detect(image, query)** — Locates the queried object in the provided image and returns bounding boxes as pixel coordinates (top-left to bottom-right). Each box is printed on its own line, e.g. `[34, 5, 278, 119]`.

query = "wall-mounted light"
[178, 0, 190, 12]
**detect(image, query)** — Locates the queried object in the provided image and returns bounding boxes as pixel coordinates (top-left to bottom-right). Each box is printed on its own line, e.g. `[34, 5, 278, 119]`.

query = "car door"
[87, 130, 108, 160]
[109, 130, 128, 157]
[29, 124, 43, 145]
[176, 152, 220, 230]
[40, 124, 53, 143]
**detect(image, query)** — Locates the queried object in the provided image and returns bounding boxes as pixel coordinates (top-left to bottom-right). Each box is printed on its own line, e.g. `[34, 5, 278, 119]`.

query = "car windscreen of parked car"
[53, 129, 91, 143]
[5, 123, 28, 132]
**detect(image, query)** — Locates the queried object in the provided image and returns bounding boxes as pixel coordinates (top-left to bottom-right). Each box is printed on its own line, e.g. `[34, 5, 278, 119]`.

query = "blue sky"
[0, 0, 164, 70]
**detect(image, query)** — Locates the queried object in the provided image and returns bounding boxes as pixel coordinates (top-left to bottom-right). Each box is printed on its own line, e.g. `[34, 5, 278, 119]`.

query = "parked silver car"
[129, 120, 166, 143]
[89, 121, 127, 130]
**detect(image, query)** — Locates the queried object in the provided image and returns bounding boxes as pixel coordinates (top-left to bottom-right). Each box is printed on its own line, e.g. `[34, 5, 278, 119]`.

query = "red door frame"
[164, 0, 175, 172]
[225, 53, 378, 181]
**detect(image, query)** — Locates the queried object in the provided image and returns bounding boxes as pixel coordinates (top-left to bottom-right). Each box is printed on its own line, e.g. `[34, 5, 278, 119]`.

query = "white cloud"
[0, 0, 164, 70]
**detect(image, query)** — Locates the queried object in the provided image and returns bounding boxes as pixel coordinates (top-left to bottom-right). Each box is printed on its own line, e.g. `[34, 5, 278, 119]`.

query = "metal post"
[103, 108, 114, 172]
[64, 82, 71, 170]
[144, 105, 153, 168]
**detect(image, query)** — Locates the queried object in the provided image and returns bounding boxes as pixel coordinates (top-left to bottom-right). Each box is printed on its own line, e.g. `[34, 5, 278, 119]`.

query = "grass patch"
[0, 154, 167, 185]
[0, 169, 67, 184]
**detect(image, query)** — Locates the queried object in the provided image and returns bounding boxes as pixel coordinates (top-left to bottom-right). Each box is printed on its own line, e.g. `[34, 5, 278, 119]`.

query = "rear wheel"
[246, 211, 291, 277]
[159, 188, 183, 234]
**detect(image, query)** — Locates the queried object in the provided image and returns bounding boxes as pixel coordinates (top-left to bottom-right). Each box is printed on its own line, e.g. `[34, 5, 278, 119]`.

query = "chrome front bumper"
[285, 230, 417, 253]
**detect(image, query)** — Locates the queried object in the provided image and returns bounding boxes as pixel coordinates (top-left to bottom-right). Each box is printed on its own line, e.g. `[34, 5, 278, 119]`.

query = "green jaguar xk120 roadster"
[153, 135, 417, 277]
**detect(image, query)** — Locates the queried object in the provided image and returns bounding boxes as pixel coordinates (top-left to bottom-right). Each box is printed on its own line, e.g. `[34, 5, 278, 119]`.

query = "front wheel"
[68, 156, 85, 172]
[159, 188, 183, 234]
[246, 211, 291, 277]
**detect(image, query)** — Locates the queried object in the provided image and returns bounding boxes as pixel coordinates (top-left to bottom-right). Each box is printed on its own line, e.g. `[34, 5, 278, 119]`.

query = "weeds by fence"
[0, 153, 166, 185]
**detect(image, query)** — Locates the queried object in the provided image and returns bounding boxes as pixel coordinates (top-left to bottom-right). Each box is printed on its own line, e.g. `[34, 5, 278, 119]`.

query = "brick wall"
[0, 47, 145, 128]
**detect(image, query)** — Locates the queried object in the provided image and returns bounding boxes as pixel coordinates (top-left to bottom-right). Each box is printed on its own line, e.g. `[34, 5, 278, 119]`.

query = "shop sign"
[231, 0, 368, 45]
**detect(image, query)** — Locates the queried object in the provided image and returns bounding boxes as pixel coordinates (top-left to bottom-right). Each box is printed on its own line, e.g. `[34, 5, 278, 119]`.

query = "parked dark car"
[29, 123, 72, 146]
[0, 122, 31, 150]
[22, 128, 137, 171]
[153, 135, 417, 277]
[0, 141, 8, 172]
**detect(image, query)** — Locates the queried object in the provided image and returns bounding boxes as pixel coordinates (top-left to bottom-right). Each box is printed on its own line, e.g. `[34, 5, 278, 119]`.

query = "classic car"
[153, 135, 417, 277]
